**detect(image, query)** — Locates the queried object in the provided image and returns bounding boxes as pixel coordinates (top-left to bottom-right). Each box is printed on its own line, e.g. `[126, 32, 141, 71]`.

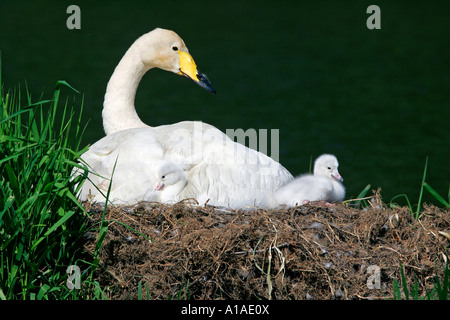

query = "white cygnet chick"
[271, 154, 345, 207]
[154, 162, 188, 203]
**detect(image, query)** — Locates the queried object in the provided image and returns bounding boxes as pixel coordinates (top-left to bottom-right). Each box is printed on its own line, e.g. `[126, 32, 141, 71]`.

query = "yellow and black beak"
[178, 51, 216, 94]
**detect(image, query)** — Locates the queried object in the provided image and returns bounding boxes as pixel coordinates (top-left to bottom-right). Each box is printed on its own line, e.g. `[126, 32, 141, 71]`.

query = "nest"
[82, 190, 450, 300]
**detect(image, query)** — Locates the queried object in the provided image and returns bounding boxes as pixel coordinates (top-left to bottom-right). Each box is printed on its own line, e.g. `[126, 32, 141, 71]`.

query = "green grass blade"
[423, 182, 450, 208]
[138, 281, 143, 300]
[400, 262, 409, 300]
[357, 184, 371, 199]
[393, 279, 401, 300]
[415, 156, 428, 219]
[435, 261, 449, 300]
[4, 163, 23, 205]
[390, 194, 413, 213]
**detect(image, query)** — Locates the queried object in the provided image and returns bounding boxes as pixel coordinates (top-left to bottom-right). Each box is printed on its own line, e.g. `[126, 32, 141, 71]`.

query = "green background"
[1, 0, 449, 205]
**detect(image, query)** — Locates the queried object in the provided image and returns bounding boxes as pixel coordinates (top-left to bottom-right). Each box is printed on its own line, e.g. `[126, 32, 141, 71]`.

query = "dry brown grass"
[82, 190, 450, 300]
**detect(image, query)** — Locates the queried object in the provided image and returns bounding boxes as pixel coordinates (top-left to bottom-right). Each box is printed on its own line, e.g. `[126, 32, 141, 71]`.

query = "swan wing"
[78, 128, 165, 204]
[179, 137, 293, 208]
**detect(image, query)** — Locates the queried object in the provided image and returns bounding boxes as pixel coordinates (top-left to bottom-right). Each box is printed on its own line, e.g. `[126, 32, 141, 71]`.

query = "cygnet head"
[154, 162, 187, 191]
[135, 28, 215, 93]
[313, 154, 343, 182]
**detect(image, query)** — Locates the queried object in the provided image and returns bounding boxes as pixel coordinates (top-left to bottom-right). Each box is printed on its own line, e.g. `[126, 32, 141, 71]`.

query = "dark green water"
[1, 1, 449, 206]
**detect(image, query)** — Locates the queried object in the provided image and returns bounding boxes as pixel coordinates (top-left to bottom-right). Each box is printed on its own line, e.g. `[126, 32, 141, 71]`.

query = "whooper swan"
[77, 28, 293, 208]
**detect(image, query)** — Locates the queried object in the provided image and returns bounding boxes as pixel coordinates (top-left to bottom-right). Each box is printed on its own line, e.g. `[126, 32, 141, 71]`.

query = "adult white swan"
[77, 28, 293, 208]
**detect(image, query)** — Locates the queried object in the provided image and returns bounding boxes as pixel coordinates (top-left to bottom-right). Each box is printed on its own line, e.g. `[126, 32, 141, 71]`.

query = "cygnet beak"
[178, 51, 216, 94]
[332, 173, 343, 182]
[155, 181, 165, 191]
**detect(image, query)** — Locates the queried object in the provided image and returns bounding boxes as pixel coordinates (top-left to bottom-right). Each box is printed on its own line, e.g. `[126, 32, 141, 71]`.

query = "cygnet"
[271, 154, 345, 207]
[154, 162, 188, 203]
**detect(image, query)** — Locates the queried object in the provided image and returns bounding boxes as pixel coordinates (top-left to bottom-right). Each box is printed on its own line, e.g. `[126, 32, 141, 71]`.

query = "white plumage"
[271, 154, 345, 207]
[154, 161, 187, 203]
[76, 28, 293, 208]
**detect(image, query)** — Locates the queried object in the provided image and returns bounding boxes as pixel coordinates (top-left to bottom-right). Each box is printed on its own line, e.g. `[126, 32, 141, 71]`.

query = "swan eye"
[327, 167, 331, 170]
[172, 46, 178, 51]
[162, 175, 166, 179]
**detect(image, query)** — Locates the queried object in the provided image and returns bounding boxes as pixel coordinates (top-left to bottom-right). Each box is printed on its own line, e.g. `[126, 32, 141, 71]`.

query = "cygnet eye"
[327, 167, 331, 170]
[172, 46, 178, 51]
[162, 175, 166, 179]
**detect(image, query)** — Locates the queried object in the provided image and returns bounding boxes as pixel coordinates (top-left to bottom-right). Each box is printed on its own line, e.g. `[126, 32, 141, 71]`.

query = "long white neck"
[102, 47, 151, 135]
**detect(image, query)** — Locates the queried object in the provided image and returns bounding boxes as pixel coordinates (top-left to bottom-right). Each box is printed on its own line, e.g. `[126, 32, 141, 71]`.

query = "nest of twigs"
[82, 190, 450, 300]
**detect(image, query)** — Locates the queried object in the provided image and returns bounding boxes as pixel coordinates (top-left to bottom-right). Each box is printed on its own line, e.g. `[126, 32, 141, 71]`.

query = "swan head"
[137, 28, 215, 94]
[313, 154, 343, 182]
[154, 162, 187, 191]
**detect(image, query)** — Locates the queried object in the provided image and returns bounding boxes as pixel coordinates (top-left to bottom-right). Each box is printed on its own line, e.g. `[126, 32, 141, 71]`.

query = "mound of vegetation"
[82, 190, 449, 300]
